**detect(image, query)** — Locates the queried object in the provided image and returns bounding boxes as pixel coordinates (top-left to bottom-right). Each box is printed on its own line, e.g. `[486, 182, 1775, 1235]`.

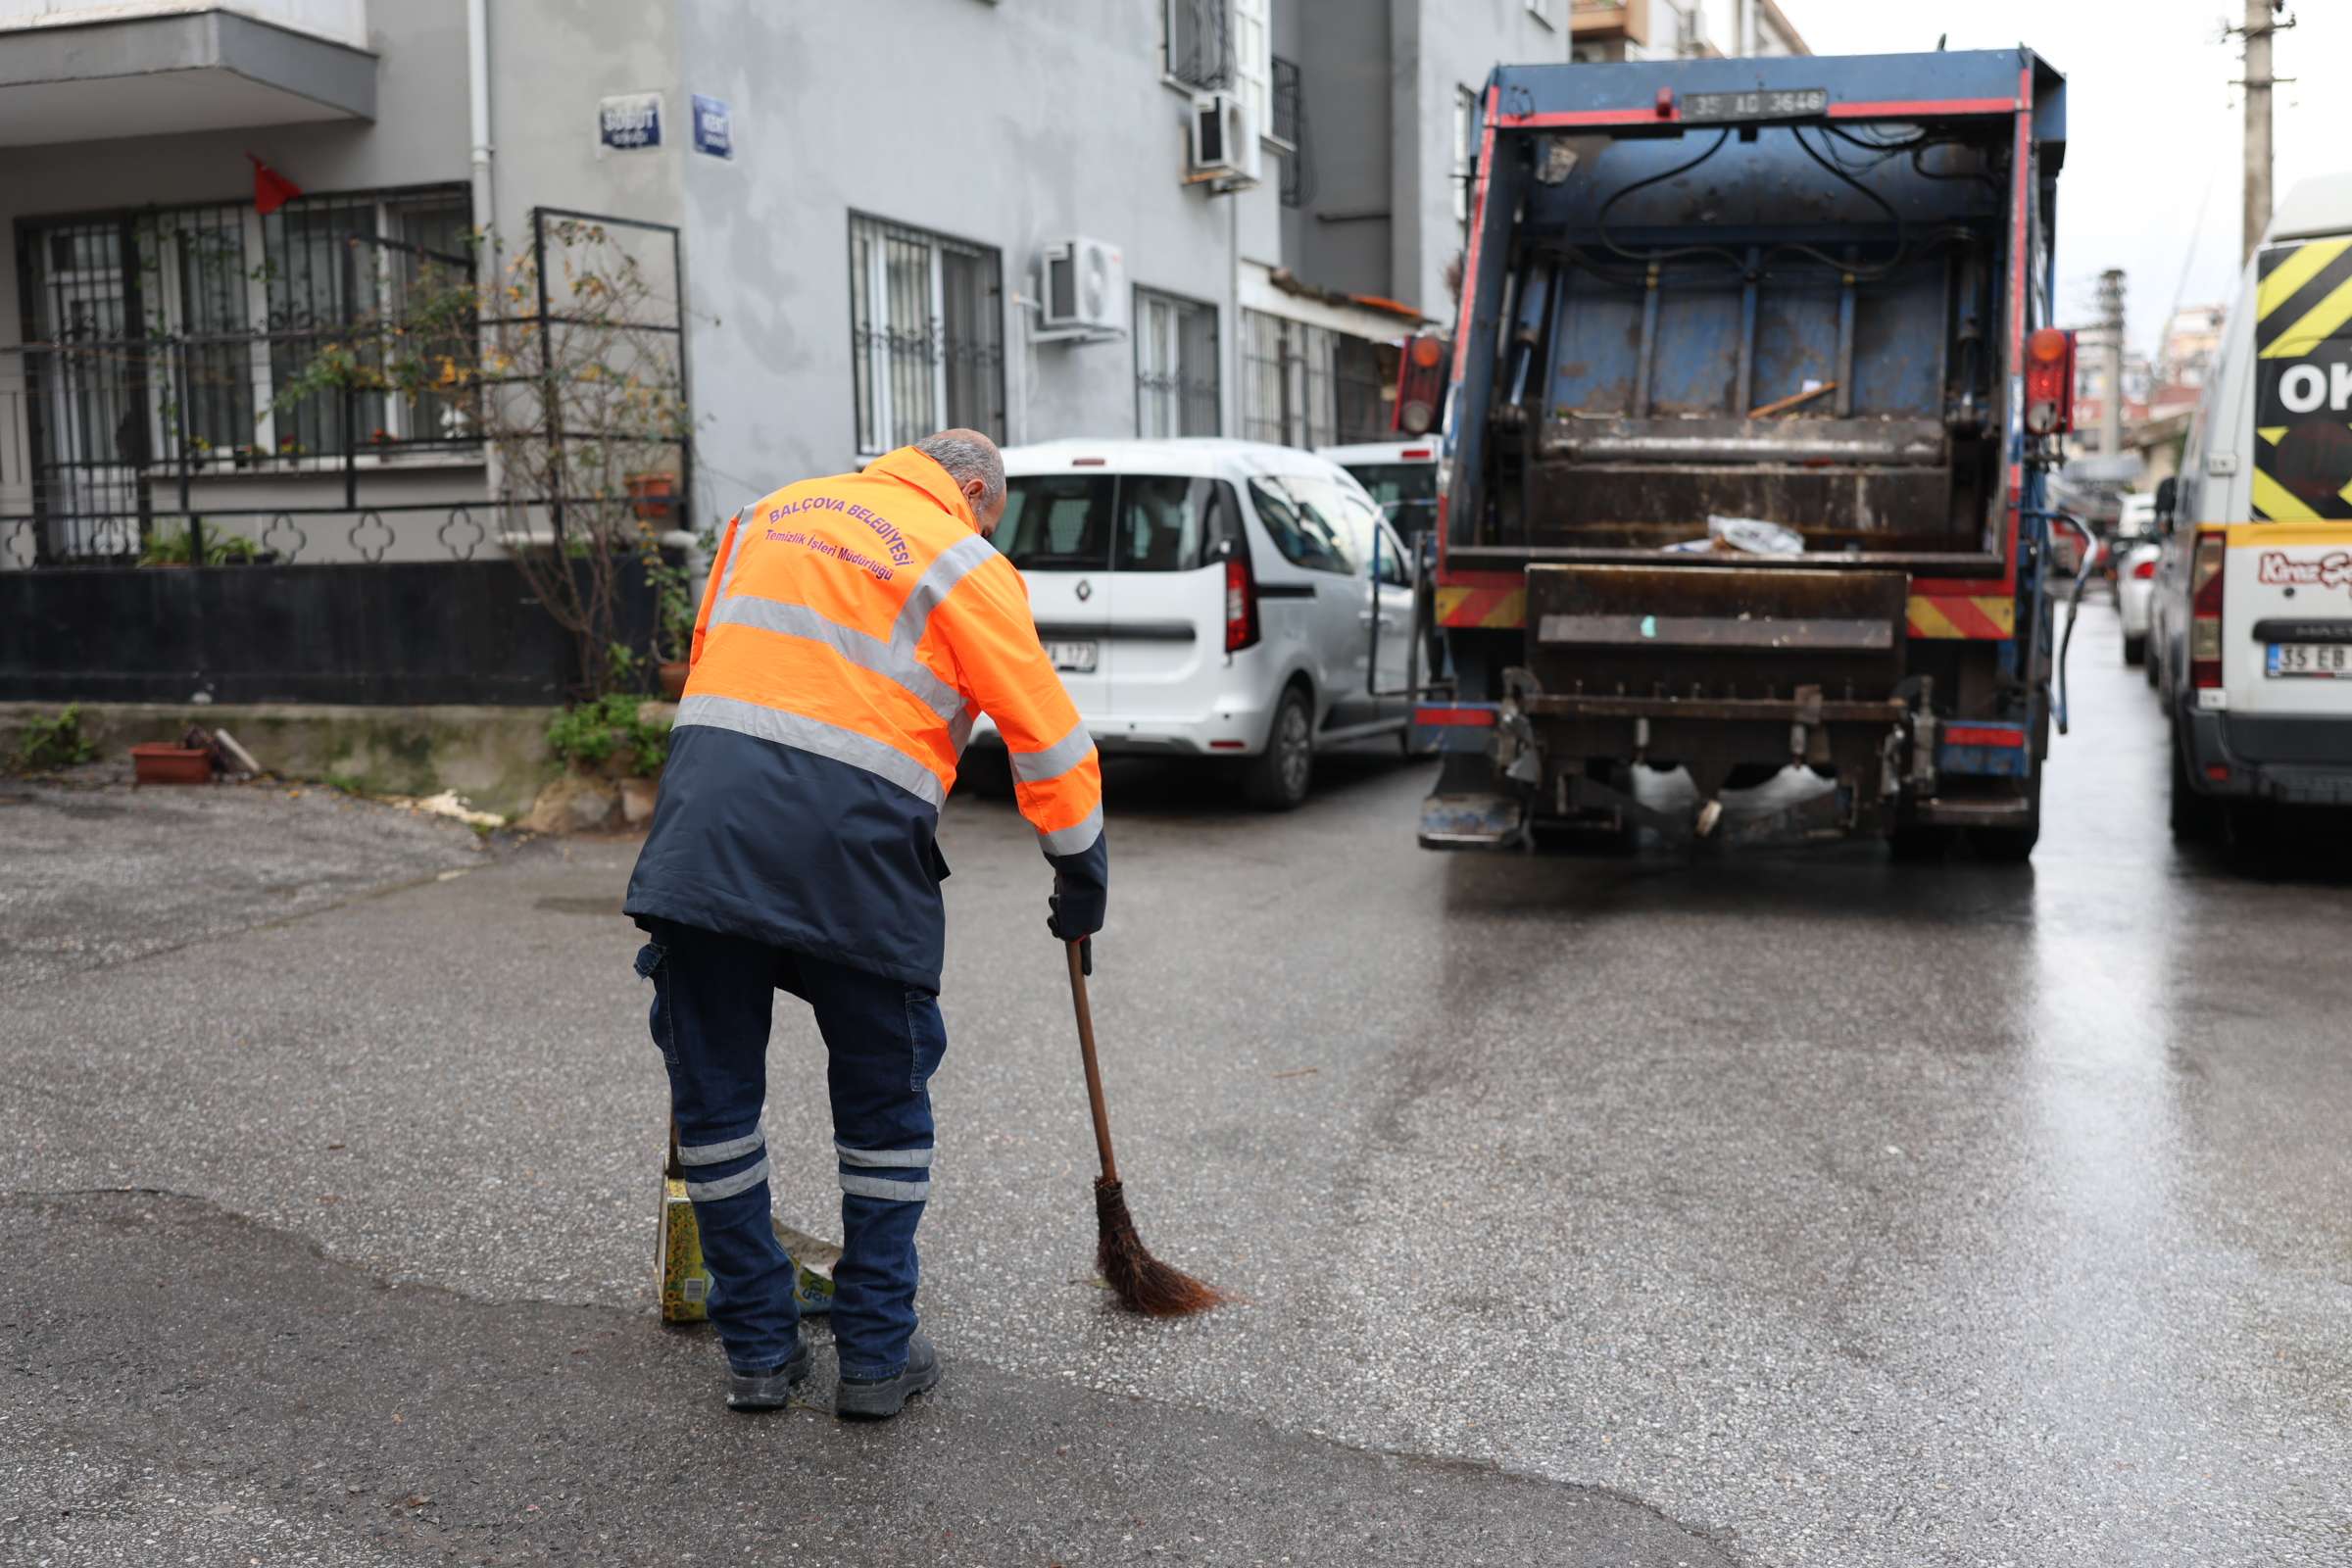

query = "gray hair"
[913, 428, 1005, 516]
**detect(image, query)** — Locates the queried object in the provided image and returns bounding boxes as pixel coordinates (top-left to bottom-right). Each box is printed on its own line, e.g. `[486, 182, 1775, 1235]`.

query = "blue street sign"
[599, 92, 662, 152]
[692, 94, 732, 160]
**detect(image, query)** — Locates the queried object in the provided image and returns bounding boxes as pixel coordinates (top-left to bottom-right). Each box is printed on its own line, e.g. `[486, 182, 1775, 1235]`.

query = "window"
[1165, 1, 1269, 135]
[998, 473, 1114, 571]
[1116, 475, 1239, 571]
[1343, 462, 1441, 537]
[848, 213, 1004, 455]
[1241, 310, 1396, 449]
[1231, 0, 1271, 138]
[19, 188, 473, 480]
[1163, 0, 1224, 88]
[1272, 57, 1306, 207]
[1134, 288, 1220, 438]
[1454, 85, 1479, 225]
[999, 472, 1240, 573]
[1248, 472, 1380, 576]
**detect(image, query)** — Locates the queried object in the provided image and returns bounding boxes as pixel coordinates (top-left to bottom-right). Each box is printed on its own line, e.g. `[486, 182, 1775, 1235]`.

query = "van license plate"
[2267, 642, 2352, 677]
[1046, 640, 1098, 674]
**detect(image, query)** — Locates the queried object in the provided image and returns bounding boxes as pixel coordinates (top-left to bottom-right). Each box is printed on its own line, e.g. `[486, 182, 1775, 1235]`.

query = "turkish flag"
[249, 155, 302, 217]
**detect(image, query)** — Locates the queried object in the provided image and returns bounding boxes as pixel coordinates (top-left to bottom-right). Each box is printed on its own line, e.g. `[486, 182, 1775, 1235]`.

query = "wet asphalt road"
[3, 601, 2348, 1566]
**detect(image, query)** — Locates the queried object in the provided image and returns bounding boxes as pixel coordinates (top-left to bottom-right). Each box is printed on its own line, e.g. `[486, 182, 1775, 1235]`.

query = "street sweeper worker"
[622, 428, 1107, 1420]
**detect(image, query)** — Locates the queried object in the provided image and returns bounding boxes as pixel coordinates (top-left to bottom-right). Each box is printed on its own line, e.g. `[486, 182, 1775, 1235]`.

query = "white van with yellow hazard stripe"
[2156, 172, 2352, 836]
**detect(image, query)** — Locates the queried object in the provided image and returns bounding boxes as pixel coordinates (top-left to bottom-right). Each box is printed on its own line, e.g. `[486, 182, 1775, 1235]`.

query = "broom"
[1063, 939, 1225, 1316]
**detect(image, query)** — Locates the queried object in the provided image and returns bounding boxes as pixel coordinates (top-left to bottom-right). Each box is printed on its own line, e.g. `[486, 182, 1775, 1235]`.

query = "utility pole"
[2234, 0, 2295, 264]
[2097, 269, 2127, 458]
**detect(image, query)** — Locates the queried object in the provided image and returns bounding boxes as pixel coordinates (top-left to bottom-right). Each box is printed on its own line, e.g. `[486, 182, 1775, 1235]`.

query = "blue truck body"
[1417, 49, 2070, 858]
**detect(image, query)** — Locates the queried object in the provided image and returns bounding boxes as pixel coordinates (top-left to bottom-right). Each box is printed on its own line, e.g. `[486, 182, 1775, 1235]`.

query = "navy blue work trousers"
[634, 919, 944, 1379]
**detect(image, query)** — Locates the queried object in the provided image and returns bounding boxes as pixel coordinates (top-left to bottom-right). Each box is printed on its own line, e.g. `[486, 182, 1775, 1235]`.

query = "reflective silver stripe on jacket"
[836, 1144, 935, 1168]
[1010, 719, 1096, 785]
[677, 1129, 764, 1166]
[674, 695, 946, 808]
[839, 1172, 930, 1201]
[713, 510, 748, 601]
[1039, 803, 1104, 858]
[713, 595, 963, 719]
[949, 704, 977, 758]
[685, 1156, 770, 1202]
[892, 533, 1001, 648]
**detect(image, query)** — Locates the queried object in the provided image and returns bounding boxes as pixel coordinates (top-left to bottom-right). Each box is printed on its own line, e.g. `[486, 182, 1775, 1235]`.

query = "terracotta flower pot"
[131, 743, 214, 785]
[659, 660, 690, 700]
[626, 471, 677, 524]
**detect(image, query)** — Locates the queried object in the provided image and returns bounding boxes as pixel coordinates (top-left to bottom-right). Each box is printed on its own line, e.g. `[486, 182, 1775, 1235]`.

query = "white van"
[1317, 438, 1440, 542]
[967, 438, 1417, 808]
[2155, 172, 2352, 834]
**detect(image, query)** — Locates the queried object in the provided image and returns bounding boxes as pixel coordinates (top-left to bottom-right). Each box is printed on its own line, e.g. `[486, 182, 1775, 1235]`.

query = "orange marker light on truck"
[2023, 327, 2077, 437]
[1394, 332, 1448, 436]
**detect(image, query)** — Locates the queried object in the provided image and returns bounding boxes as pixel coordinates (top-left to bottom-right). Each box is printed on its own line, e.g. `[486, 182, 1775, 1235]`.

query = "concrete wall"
[1391, 0, 1574, 322]
[674, 0, 1239, 519]
[1290, 0, 1391, 300]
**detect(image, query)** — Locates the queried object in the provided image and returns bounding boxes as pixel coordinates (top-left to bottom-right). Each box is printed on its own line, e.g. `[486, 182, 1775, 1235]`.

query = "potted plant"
[626, 471, 677, 524]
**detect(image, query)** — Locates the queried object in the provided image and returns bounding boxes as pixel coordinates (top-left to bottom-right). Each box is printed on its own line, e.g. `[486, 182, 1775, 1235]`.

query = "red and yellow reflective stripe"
[1905, 595, 2015, 639]
[1435, 584, 1528, 629]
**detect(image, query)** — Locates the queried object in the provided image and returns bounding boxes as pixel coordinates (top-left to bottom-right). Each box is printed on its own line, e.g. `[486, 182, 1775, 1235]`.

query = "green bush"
[138, 525, 265, 567]
[547, 694, 669, 777]
[12, 705, 98, 773]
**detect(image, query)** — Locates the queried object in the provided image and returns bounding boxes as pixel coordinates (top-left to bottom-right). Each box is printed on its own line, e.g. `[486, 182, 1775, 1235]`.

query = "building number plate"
[1682, 88, 1831, 124]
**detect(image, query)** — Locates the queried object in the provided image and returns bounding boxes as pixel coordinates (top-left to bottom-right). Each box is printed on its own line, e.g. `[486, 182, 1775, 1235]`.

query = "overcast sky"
[1789, 0, 2350, 359]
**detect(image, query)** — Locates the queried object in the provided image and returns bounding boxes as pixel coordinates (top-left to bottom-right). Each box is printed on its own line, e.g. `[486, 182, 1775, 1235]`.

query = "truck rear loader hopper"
[1416, 50, 2072, 860]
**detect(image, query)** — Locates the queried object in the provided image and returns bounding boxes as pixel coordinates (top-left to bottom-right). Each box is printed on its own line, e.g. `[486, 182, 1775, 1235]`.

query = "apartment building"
[0, 0, 1811, 567]
[1567, 0, 1808, 63]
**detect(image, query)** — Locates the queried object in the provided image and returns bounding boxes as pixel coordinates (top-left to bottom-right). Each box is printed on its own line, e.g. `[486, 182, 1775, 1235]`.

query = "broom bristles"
[1094, 1178, 1226, 1317]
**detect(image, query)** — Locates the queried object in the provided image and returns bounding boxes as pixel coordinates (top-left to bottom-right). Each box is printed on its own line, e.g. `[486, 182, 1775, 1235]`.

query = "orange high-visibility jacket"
[624, 446, 1106, 992]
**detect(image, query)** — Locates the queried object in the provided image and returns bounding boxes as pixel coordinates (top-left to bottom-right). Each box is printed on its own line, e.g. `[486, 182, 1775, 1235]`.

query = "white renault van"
[2154, 173, 2352, 835]
[967, 438, 1417, 808]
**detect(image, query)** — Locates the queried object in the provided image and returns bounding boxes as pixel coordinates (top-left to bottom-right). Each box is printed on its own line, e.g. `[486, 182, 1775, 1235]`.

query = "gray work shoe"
[724, 1338, 812, 1412]
[834, 1332, 941, 1421]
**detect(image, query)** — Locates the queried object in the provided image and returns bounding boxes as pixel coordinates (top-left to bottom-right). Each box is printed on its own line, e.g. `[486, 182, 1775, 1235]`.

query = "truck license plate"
[1683, 87, 1830, 124]
[1046, 640, 1098, 674]
[2267, 642, 2352, 677]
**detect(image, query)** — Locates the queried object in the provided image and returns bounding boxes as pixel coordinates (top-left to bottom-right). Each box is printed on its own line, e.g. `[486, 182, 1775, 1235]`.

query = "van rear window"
[998, 474, 1239, 572]
[998, 475, 1113, 570]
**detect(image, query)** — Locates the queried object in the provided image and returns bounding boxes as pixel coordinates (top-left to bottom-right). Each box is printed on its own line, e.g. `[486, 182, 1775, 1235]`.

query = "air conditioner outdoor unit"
[1189, 89, 1263, 187]
[1040, 237, 1128, 334]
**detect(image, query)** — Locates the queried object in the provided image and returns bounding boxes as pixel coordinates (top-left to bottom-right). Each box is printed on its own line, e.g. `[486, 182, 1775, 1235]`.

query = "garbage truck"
[1411, 49, 2074, 860]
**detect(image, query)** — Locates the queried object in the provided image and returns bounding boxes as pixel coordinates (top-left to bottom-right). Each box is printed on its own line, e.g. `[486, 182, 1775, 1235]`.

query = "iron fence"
[1, 202, 693, 705]
[1, 201, 689, 570]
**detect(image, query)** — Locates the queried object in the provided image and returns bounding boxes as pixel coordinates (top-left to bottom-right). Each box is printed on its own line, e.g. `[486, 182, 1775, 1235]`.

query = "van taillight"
[2189, 533, 2227, 689]
[2131, 559, 2157, 580]
[1224, 551, 1259, 654]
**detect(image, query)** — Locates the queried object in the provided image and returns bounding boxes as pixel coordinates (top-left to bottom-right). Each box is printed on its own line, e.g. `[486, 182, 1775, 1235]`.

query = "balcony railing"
[0, 0, 367, 48]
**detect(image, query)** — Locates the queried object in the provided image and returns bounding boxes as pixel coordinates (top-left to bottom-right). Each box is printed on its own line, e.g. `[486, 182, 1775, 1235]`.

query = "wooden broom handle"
[1065, 939, 1120, 1185]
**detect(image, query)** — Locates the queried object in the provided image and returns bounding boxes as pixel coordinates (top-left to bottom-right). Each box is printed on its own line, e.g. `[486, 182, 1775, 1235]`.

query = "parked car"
[2115, 493, 2161, 669]
[2154, 173, 2352, 839]
[968, 438, 1417, 809]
